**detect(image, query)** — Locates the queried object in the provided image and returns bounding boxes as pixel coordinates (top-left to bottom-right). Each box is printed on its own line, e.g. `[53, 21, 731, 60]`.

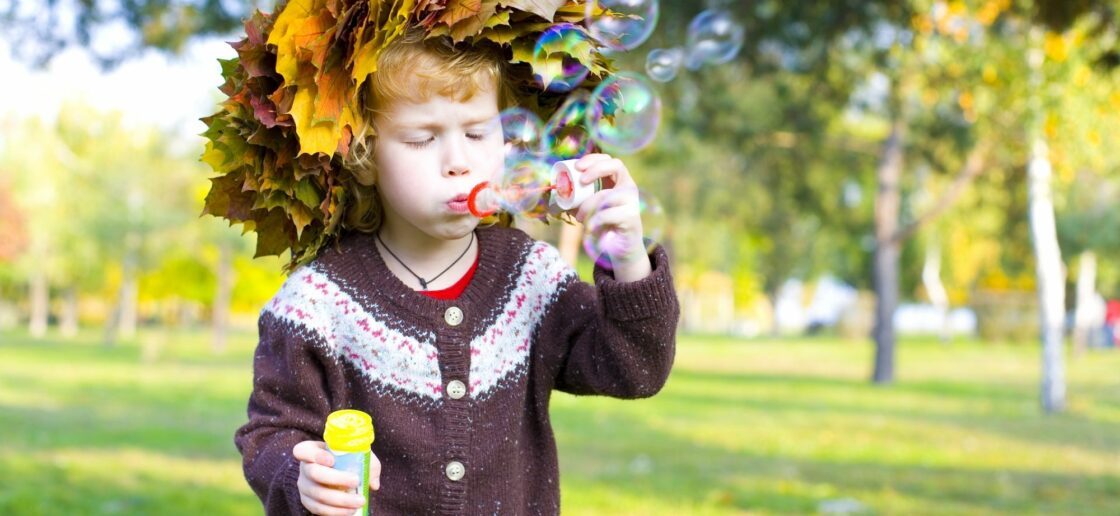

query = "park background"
[1, 0, 1119, 514]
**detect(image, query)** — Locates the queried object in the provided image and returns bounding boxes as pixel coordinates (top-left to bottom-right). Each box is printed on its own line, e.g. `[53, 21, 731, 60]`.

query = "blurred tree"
[0, 116, 85, 338]
[0, 175, 28, 263]
[0, 106, 238, 345]
[0, 0, 272, 69]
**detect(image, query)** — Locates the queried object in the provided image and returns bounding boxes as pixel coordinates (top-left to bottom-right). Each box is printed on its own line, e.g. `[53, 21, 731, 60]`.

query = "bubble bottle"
[324, 409, 375, 516]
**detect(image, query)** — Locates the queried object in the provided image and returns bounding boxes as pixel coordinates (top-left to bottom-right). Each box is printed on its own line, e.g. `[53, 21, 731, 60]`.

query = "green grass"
[1, 328, 1118, 515]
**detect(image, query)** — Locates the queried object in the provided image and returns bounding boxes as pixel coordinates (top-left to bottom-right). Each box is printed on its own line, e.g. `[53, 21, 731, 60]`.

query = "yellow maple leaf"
[268, 0, 330, 84]
[290, 86, 338, 156]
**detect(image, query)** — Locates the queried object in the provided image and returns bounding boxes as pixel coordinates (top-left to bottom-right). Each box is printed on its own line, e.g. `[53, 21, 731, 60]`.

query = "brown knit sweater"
[234, 225, 679, 515]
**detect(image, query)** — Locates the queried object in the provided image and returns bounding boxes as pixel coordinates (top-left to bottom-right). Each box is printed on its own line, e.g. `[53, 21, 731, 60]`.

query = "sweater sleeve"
[545, 245, 679, 398]
[234, 311, 333, 515]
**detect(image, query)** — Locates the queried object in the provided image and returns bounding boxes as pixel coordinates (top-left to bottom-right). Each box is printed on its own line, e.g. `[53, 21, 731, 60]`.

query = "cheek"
[477, 138, 506, 178]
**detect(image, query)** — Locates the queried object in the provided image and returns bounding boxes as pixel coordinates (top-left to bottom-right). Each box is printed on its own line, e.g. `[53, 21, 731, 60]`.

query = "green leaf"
[294, 177, 323, 209]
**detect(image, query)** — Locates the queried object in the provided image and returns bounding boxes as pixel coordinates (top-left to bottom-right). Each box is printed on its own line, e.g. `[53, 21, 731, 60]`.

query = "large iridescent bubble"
[584, 0, 660, 52]
[498, 107, 545, 159]
[684, 9, 745, 70]
[586, 72, 662, 155]
[533, 23, 592, 93]
[542, 90, 594, 162]
[581, 187, 668, 270]
[645, 47, 684, 82]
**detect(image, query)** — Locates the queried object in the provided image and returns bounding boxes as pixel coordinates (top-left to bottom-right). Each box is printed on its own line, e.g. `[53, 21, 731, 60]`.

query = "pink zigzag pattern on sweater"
[262, 241, 575, 401]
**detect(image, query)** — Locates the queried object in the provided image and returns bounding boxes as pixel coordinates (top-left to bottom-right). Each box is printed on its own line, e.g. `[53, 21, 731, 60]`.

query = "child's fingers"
[298, 489, 364, 516]
[587, 203, 642, 232]
[578, 158, 633, 189]
[292, 440, 334, 468]
[575, 153, 612, 172]
[304, 461, 361, 490]
[297, 469, 366, 515]
[369, 452, 382, 491]
[574, 188, 631, 224]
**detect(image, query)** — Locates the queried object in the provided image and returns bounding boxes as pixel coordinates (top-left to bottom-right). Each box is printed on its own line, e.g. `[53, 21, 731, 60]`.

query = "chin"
[423, 217, 480, 241]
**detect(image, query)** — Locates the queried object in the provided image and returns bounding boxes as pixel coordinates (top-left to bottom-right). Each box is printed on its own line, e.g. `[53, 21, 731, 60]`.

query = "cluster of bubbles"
[647, 8, 745, 82]
[482, 1, 744, 267]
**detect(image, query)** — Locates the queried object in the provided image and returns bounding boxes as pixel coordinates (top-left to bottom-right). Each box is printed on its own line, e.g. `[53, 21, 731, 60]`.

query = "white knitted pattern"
[468, 242, 575, 398]
[263, 265, 443, 401]
[261, 241, 575, 401]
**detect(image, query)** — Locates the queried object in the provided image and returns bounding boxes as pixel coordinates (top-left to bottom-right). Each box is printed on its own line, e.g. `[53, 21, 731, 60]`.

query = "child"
[232, 16, 678, 516]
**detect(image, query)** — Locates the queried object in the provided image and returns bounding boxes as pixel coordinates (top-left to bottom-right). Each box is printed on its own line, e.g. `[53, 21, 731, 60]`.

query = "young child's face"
[372, 78, 505, 241]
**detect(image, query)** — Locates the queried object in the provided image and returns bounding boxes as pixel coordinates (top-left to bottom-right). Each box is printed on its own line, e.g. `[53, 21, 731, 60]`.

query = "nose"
[443, 135, 471, 177]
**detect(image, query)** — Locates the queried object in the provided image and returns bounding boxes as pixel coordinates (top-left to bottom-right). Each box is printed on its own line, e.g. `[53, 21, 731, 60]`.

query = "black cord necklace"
[376, 231, 475, 290]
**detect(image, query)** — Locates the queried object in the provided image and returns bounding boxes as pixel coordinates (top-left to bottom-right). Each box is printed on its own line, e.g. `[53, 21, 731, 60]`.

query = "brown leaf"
[448, 0, 499, 42]
[497, 0, 568, 21]
[440, 0, 483, 27]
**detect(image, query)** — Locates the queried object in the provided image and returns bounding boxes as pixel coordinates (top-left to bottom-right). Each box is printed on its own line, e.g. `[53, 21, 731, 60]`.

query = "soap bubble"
[582, 187, 667, 270]
[645, 47, 684, 82]
[586, 72, 662, 155]
[684, 9, 745, 70]
[499, 107, 545, 158]
[533, 23, 592, 93]
[585, 0, 660, 52]
[497, 157, 552, 215]
[543, 91, 593, 161]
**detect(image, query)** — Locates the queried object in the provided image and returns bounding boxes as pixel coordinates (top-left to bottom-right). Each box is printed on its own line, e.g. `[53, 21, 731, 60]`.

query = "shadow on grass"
[0, 341, 251, 461]
[663, 369, 1120, 456]
[551, 397, 1120, 514]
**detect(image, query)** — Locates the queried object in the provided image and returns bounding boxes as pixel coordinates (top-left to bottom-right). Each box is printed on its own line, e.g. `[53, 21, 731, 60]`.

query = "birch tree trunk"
[1072, 251, 1097, 355]
[212, 241, 232, 354]
[60, 286, 79, 338]
[1028, 138, 1067, 414]
[922, 241, 951, 342]
[558, 220, 582, 268]
[104, 232, 140, 346]
[1027, 34, 1067, 414]
[28, 268, 48, 338]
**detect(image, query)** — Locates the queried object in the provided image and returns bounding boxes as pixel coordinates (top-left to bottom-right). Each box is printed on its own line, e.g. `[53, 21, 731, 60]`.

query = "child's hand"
[572, 153, 653, 282]
[293, 440, 381, 516]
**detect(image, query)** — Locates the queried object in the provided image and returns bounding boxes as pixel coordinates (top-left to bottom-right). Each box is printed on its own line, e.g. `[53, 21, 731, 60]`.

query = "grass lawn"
[1, 327, 1118, 515]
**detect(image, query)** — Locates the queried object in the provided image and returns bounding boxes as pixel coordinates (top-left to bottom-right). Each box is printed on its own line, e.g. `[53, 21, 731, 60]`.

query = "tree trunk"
[1072, 251, 1097, 355]
[767, 287, 782, 337]
[60, 286, 79, 338]
[1028, 138, 1066, 413]
[1027, 32, 1066, 414]
[104, 235, 140, 346]
[212, 241, 232, 354]
[872, 119, 905, 384]
[29, 268, 49, 338]
[558, 220, 582, 268]
[922, 240, 951, 342]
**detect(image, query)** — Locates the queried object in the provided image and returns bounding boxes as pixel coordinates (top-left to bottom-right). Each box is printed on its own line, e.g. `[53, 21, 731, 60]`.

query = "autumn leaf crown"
[200, 0, 616, 273]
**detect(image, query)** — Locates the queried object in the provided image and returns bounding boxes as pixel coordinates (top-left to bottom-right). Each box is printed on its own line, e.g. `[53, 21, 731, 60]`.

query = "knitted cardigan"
[234, 225, 679, 515]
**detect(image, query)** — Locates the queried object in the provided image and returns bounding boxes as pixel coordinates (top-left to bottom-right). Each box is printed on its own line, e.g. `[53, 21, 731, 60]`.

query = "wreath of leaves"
[200, 0, 617, 273]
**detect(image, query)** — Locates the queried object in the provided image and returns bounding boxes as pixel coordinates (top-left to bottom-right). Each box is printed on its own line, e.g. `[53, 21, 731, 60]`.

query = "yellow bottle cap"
[324, 409, 375, 453]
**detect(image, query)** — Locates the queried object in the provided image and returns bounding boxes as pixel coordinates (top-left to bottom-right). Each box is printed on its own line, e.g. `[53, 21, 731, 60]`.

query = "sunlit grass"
[1, 327, 1117, 514]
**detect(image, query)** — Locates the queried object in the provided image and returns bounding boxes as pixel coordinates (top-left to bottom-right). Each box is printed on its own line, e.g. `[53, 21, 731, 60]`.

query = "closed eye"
[404, 137, 434, 149]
